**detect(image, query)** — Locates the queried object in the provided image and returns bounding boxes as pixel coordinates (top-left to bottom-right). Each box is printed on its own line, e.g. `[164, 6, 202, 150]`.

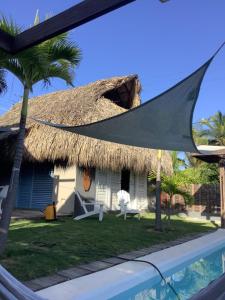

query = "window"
[121, 169, 130, 192]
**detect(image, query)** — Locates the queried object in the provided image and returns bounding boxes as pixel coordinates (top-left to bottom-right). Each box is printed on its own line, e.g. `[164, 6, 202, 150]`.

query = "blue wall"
[16, 163, 54, 210]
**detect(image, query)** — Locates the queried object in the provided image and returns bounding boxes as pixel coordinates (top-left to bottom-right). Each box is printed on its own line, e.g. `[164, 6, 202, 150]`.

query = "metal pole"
[219, 159, 225, 228]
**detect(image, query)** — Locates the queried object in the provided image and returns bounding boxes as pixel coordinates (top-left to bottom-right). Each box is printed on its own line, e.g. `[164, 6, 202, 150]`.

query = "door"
[95, 169, 111, 209]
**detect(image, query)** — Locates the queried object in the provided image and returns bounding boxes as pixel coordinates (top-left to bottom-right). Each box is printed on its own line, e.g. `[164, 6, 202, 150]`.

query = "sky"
[0, 0, 225, 122]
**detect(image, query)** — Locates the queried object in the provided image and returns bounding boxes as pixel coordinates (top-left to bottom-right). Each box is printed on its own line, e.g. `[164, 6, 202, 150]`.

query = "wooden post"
[155, 150, 162, 231]
[219, 159, 225, 228]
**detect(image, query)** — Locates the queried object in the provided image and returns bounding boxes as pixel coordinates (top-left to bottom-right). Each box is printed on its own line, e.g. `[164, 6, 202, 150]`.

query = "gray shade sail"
[35, 59, 212, 153]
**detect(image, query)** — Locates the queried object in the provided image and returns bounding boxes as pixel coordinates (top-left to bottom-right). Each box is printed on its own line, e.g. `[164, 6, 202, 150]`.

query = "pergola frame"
[0, 0, 136, 54]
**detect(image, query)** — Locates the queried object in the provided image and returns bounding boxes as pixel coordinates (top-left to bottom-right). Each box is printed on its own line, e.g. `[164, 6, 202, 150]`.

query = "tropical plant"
[171, 151, 186, 173]
[0, 16, 81, 254]
[200, 111, 225, 146]
[160, 174, 193, 222]
[0, 68, 6, 94]
[149, 171, 193, 224]
[152, 150, 185, 231]
[183, 114, 222, 184]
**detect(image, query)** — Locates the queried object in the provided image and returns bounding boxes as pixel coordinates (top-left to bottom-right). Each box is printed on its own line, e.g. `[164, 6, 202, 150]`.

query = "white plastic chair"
[0, 186, 9, 215]
[116, 190, 140, 220]
[74, 191, 104, 221]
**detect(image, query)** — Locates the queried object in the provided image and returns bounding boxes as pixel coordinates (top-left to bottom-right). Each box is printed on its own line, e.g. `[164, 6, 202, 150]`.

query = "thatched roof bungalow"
[0, 75, 172, 214]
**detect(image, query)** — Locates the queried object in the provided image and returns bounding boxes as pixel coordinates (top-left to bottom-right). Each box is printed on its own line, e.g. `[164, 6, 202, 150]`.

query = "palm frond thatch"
[0, 75, 172, 174]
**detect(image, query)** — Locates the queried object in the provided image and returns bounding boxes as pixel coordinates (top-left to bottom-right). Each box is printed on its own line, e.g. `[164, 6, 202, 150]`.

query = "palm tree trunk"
[155, 150, 162, 231]
[167, 197, 172, 225]
[0, 87, 29, 254]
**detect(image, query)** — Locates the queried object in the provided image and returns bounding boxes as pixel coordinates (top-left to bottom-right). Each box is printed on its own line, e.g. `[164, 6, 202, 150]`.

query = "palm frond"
[0, 58, 25, 85]
[42, 38, 81, 67]
[0, 15, 81, 95]
[198, 111, 225, 146]
[0, 16, 22, 35]
[36, 64, 74, 87]
[0, 68, 7, 93]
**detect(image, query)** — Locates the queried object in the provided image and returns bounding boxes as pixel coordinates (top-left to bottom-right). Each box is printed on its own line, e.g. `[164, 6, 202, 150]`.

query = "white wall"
[53, 165, 148, 214]
[129, 172, 137, 209]
[96, 170, 148, 211]
[110, 170, 121, 210]
[53, 165, 76, 215]
[135, 173, 148, 210]
[95, 169, 111, 209]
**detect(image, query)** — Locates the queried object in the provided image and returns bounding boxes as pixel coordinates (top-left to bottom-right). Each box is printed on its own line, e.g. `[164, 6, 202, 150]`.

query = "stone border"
[24, 231, 215, 292]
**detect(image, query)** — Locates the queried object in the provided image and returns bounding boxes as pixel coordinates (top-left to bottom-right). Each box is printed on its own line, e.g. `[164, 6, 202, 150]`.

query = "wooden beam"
[219, 159, 225, 228]
[0, 29, 14, 53]
[9, 0, 135, 54]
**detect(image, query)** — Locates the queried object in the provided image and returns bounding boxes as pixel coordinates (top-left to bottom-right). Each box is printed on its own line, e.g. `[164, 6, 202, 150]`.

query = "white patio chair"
[0, 186, 9, 215]
[73, 191, 104, 221]
[116, 190, 141, 220]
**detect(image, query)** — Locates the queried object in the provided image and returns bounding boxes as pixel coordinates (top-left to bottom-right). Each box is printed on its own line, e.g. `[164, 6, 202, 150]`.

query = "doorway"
[121, 169, 130, 192]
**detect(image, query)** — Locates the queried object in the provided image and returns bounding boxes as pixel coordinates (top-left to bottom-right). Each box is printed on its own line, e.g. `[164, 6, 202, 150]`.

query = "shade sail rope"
[117, 257, 181, 300]
[32, 43, 224, 153]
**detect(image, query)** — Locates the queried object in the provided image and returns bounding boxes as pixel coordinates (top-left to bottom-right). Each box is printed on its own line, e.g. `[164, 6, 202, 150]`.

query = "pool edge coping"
[24, 229, 215, 292]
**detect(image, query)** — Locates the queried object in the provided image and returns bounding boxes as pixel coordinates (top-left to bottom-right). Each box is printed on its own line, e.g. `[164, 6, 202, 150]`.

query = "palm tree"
[0, 17, 81, 254]
[0, 68, 6, 94]
[171, 151, 186, 173]
[161, 174, 193, 223]
[154, 151, 185, 231]
[200, 111, 225, 146]
[149, 171, 193, 225]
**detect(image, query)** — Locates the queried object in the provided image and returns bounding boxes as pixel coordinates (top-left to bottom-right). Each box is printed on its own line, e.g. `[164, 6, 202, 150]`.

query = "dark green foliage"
[178, 163, 219, 184]
[0, 18, 81, 91]
[149, 171, 194, 206]
[200, 111, 225, 146]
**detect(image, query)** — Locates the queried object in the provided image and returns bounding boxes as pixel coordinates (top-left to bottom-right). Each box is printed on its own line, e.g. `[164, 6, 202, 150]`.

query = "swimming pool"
[37, 230, 225, 300]
[111, 241, 225, 300]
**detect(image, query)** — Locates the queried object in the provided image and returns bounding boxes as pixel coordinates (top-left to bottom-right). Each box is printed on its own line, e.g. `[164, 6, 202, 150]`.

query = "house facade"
[0, 75, 172, 214]
[54, 165, 148, 215]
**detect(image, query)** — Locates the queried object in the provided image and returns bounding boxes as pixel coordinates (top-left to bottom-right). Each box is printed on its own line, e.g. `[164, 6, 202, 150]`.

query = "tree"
[160, 174, 193, 223]
[149, 170, 193, 226]
[0, 68, 6, 94]
[0, 17, 81, 254]
[200, 111, 225, 146]
[171, 151, 186, 173]
[152, 151, 185, 231]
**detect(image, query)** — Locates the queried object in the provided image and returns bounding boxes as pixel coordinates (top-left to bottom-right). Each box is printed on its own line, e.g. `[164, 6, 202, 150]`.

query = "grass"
[0, 213, 216, 281]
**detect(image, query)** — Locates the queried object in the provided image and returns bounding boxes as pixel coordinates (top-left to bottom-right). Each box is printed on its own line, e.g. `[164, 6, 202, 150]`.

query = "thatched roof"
[0, 75, 172, 174]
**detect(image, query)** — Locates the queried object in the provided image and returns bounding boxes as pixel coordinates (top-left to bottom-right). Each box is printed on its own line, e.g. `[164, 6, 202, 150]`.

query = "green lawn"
[0, 213, 216, 281]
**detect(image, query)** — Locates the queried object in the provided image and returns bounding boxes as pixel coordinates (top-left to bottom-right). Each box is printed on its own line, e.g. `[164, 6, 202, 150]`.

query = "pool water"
[111, 244, 225, 300]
